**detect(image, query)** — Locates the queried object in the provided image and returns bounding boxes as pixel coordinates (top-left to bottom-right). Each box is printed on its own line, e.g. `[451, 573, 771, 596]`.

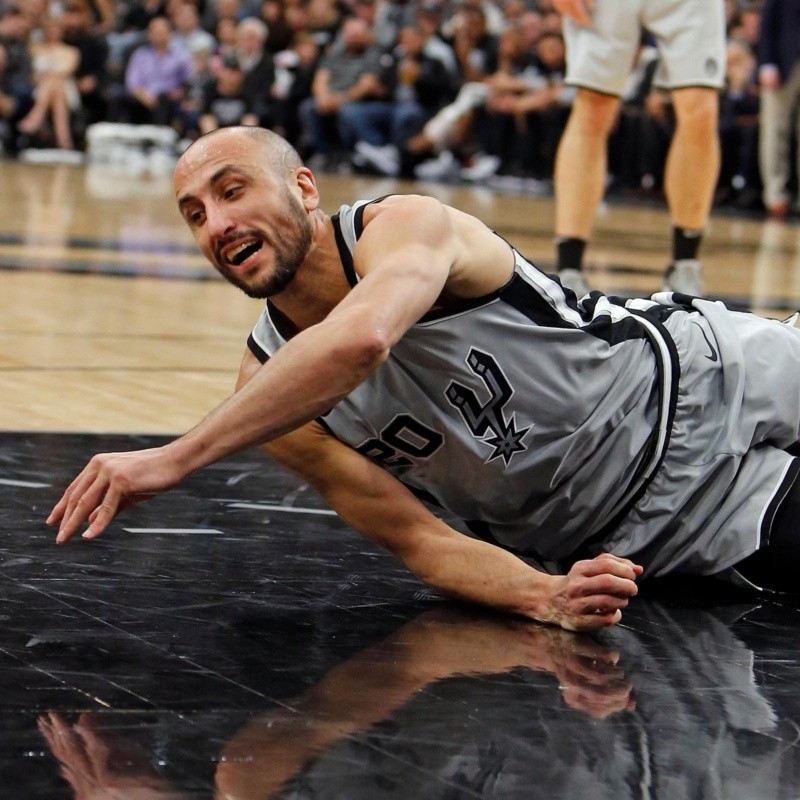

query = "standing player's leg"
[646, 0, 726, 296]
[553, 88, 620, 297]
[553, 3, 640, 298]
[662, 86, 721, 296]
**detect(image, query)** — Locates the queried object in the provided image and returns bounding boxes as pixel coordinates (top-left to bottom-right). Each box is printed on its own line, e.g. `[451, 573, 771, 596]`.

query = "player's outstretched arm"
[265, 420, 642, 632]
[48, 196, 464, 543]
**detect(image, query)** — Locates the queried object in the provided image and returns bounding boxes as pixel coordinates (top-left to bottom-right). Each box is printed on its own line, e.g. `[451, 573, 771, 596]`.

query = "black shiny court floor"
[3, 432, 800, 799]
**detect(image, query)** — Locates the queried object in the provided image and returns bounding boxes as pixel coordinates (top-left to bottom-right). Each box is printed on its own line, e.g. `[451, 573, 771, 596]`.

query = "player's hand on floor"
[46, 447, 185, 544]
[545, 553, 642, 631]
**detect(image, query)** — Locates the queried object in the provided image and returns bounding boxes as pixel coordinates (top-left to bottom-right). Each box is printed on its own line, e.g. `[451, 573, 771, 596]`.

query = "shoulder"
[360, 193, 450, 227]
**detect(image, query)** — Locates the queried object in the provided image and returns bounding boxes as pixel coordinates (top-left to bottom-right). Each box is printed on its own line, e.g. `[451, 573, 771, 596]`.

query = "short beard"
[225, 186, 313, 299]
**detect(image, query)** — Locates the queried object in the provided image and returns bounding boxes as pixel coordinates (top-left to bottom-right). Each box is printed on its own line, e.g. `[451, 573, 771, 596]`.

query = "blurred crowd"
[0, 0, 793, 214]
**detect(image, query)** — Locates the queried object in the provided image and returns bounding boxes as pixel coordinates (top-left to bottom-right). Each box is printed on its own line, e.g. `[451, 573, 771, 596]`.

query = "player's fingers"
[46, 472, 88, 526]
[561, 652, 626, 686]
[563, 608, 623, 631]
[81, 486, 122, 541]
[55, 476, 111, 543]
[574, 555, 642, 581]
[569, 574, 638, 607]
[561, 681, 634, 719]
[568, 639, 621, 665]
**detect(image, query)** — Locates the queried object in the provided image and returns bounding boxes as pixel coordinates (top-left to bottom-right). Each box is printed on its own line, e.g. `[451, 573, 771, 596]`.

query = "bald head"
[176, 126, 304, 184]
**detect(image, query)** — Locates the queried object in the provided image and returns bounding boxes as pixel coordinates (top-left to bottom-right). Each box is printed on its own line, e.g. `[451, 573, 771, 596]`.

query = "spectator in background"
[62, 0, 109, 130]
[415, 1, 459, 81]
[717, 37, 760, 209]
[284, 0, 310, 40]
[170, 1, 216, 58]
[757, 0, 800, 219]
[106, 0, 165, 78]
[235, 17, 275, 127]
[459, 23, 538, 181]
[385, 0, 497, 179]
[0, 5, 33, 150]
[260, 0, 294, 54]
[450, 1, 498, 84]
[732, 0, 762, 54]
[180, 41, 215, 139]
[271, 30, 320, 146]
[351, 22, 455, 176]
[0, 4, 33, 73]
[213, 16, 238, 65]
[0, 41, 33, 153]
[20, 0, 49, 42]
[299, 16, 387, 165]
[372, 0, 417, 50]
[82, 0, 115, 36]
[495, 29, 573, 181]
[305, 0, 342, 50]
[17, 15, 80, 150]
[203, 0, 247, 35]
[116, 16, 192, 127]
[502, 0, 528, 25]
[198, 53, 259, 133]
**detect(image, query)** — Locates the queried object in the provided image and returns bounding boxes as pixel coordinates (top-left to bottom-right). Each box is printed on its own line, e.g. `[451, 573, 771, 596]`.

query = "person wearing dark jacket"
[757, 0, 800, 218]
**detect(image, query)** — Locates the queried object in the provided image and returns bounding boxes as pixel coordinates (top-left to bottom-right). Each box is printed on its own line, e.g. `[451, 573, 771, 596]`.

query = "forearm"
[169, 318, 387, 478]
[402, 528, 561, 623]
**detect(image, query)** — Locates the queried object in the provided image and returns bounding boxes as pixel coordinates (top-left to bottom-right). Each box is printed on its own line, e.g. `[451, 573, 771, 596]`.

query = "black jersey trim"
[331, 212, 359, 288]
[499, 273, 576, 329]
[759, 457, 800, 548]
[263, 300, 300, 341]
[332, 195, 396, 288]
[571, 309, 681, 561]
[247, 332, 269, 364]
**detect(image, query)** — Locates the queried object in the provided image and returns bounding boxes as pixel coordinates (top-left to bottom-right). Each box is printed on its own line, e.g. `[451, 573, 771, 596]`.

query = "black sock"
[672, 227, 703, 262]
[555, 237, 586, 272]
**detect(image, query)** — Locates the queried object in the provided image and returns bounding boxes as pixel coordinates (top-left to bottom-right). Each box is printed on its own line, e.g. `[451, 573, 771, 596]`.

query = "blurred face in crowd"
[62, 1, 90, 34]
[537, 32, 565, 69]
[519, 11, 541, 49]
[294, 32, 319, 65]
[173, 3, 201, 34]
[352, 0, 376, 24]
[216, 0, 241, 21]
[341, 17, 372, 52]
[503, 0, 526, 21]
[0, 10, 30, 40]
[148, 17, 173, 51]
[42, 16, 66, 43]
[237, 21, 267, 56]
[497, 26, 523, 62]
[398, 26, 424, 57]
[216, 17, 237, 48]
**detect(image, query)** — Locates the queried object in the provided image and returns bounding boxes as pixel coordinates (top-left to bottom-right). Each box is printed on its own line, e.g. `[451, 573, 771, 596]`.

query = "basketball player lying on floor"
[47, 127, 800, 632]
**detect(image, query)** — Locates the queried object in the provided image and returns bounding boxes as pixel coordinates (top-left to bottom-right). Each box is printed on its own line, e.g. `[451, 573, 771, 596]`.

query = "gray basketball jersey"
[248, 197, 686, 566]
[250, 198, 800, 578]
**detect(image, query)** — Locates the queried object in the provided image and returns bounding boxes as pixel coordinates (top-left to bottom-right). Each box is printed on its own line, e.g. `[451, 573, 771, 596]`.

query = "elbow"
[340, 326, 392, 375]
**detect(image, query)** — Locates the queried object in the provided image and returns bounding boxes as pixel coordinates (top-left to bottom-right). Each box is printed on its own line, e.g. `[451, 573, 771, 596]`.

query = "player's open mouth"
[224, 238, 263, 267]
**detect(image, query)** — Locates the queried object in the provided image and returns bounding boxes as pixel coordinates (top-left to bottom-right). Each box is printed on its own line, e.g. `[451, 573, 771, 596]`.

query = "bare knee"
[671, 87, 719, 138]
[567, 88, 621, 139]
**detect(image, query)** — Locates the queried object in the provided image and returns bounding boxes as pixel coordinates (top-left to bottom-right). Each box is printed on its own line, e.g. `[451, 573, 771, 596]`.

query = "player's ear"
[294, 167, 320, 212]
